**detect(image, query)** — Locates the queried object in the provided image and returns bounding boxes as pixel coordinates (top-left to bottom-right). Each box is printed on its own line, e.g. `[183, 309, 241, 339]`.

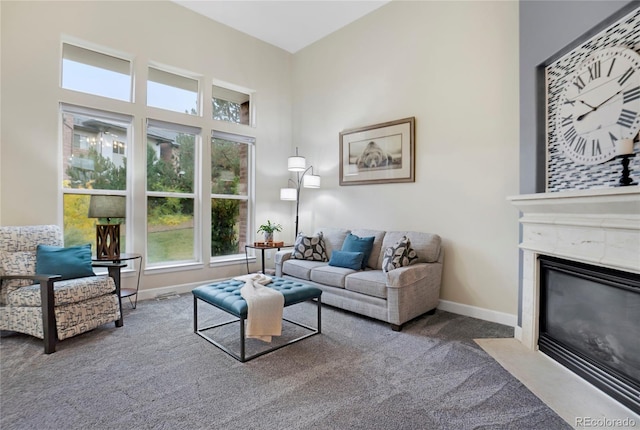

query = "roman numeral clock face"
[556, 47, 640, 165]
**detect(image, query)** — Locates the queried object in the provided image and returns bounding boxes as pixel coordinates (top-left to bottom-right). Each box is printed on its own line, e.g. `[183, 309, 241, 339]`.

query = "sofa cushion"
[382, 236, 418, 272]
[328, 250, 364, 271]
[350, 229, 386, 269]
[344, 270, 388, 299]
[379, 231, 441, 266]
[292, 232, 328, 261]
[282, 259, 326, 281]
[310, 265, 352, 288]
[341, 234, 374, 270]
[36, 244, 95, 281]
[314, 227, 351, 258]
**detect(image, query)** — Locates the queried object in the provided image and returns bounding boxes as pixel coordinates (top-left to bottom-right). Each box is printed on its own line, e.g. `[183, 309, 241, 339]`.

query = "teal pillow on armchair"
[341, 233, 375, 269]
[36, 244, 95, 280]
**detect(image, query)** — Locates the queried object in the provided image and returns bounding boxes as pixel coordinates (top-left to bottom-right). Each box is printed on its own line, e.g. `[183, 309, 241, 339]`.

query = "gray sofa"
[275, 228, 443, 330]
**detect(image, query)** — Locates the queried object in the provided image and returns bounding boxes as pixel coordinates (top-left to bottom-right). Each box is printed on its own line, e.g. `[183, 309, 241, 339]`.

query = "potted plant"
[257, 220, 282, 243]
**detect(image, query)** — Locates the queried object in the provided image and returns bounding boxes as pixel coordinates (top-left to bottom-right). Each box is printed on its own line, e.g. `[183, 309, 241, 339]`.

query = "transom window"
[148, 67, 199, 115]
[212, 85, 251, 126]
[62, 43, 132, 102]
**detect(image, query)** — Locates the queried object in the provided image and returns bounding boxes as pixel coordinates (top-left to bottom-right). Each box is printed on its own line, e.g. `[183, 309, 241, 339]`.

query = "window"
[62, 43, 132, 102]
[148, 67, 199, 115]
[211, 131, 253, 258]
[61, 104, 131, 249]
[212, 85, 251, 125]
[60, 41, 257, 270]
[146, 120, 199, 265]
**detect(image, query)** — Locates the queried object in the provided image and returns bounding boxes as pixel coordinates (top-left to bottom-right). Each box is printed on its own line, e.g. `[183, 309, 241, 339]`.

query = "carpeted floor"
[0, 294, 572, 430]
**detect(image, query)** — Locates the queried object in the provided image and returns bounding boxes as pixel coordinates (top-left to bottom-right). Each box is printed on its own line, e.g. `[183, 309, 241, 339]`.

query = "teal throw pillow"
[36, 243, 95, 281]
[328, 250, 364, 271]
[342, 233, 375, 269]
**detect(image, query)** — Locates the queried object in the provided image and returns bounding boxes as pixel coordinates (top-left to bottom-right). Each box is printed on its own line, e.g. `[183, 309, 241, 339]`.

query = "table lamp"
[88, 195, 126, 259]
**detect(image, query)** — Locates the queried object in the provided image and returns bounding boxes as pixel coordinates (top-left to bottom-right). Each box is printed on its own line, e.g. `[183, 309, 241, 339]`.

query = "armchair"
[0, 225, 122, 353]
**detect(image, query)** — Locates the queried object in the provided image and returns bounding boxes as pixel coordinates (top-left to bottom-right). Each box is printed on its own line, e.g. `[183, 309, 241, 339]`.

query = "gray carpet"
[0, 294, 571, 430]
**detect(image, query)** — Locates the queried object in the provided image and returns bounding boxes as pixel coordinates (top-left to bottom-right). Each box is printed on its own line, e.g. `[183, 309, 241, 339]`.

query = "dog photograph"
[349, 135, 402, 171]
[339, 117, 415, 186]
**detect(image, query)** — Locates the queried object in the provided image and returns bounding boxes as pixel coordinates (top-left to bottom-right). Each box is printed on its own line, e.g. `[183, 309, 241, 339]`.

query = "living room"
[1, 0, 638, 428]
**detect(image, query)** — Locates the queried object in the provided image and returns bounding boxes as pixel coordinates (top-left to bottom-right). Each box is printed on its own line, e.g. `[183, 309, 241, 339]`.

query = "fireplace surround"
[509, 187, 640, 411]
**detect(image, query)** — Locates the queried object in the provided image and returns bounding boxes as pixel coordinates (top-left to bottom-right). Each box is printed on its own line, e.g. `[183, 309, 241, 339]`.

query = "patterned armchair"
[0, 225, 121, 353]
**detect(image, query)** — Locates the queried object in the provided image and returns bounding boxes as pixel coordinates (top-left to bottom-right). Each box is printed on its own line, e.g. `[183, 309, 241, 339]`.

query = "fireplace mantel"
[508, 187, 640, 349]
[509, 187, 640, 274]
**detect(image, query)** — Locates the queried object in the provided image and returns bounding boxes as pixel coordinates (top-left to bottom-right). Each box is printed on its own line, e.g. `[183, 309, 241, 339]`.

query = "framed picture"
[339, 117, 415, 186]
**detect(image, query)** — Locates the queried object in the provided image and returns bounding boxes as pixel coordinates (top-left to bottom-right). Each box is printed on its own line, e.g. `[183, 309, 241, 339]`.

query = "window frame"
[59, 40, 258, 273]
[145, 119, 202, 268]
[60, 103, 133, 254]
[209, 130, 255, 265]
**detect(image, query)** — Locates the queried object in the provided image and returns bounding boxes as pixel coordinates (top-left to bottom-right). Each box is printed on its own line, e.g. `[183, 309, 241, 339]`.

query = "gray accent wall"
[517, 0, 635, 325]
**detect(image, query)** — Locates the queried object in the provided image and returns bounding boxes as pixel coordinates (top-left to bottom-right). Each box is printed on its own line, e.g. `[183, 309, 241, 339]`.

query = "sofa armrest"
[275, 250, 293, 277]
[385, 263, 430, 288]
[384, 261, 443, 326]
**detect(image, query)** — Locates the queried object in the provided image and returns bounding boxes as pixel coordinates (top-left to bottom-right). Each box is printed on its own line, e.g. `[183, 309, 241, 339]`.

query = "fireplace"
[509, 187, 640, 411]
[538, 255, 640, 413]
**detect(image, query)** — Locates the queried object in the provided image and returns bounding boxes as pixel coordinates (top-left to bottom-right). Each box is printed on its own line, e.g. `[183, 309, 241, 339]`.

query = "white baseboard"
[437, 300, 517, 328]
[135, 277, 229, 302]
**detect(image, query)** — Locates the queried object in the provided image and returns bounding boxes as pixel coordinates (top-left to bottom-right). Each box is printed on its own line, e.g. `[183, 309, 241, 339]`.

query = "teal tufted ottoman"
[192, 277, 322, 362]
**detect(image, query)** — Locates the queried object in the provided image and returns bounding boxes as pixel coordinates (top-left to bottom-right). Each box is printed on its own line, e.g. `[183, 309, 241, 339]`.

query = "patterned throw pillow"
[292, 232, 328, 261]
[382, 236, 418, 272]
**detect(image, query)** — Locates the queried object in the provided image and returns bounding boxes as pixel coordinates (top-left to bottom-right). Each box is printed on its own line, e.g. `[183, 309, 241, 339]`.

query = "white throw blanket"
[235, 274, 284, 343]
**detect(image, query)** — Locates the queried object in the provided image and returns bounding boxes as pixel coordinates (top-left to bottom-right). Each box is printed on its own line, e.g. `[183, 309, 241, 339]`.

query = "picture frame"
[339, 117, 415, 186]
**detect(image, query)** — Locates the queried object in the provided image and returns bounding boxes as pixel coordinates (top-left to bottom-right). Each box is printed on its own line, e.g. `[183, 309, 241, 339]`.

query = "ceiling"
[172, 1, 391, 53]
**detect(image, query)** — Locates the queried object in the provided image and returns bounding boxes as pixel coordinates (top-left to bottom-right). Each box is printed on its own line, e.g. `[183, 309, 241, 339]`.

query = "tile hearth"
[477, 338, 640, 428]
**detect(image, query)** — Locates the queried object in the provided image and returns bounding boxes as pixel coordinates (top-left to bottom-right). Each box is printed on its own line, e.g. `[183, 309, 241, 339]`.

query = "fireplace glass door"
[539, 255, 640, 413]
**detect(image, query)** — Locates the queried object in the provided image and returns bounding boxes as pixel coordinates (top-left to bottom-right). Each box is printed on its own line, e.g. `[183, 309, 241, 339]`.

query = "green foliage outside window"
[213, 98, 241, 124]
[66, 147, 126, 190]
[211, 199, 240, 256]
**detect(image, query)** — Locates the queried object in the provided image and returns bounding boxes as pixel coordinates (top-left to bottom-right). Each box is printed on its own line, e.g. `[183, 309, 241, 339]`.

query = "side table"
[92, 253, 143, 324]
[244, 244, 293, 274]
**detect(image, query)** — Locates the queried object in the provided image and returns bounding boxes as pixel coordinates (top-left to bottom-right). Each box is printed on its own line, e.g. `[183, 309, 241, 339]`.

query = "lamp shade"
[88, 195, 126, 219]
[303, 174, 321, 188]
[280, 188, 297, 201]
[287, 156, 306, 172]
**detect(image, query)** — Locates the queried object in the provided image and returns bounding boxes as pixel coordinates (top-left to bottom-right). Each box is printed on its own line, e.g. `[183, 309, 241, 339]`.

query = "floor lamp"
[280, 148, 320, 237]
[88, 195, 126, 259]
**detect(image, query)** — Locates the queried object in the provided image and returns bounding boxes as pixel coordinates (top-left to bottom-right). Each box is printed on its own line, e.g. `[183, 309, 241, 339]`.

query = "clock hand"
[577, 89, 623, 121]
[579, 99, 596, 109]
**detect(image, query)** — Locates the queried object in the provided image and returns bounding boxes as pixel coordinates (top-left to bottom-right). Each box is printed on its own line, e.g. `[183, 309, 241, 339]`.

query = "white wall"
[2, 0, 521, 322]
[0, 1, 293, 292]
[291, 1, 520, 320]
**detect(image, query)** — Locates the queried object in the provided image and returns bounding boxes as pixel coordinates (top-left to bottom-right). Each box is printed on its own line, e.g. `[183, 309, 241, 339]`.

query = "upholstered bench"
[192, 277, 322, 362]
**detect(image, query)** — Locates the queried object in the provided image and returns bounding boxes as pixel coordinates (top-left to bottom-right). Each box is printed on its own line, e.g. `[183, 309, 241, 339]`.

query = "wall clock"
[556, 47, 640, 165]
[542, 4, 640, 192]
